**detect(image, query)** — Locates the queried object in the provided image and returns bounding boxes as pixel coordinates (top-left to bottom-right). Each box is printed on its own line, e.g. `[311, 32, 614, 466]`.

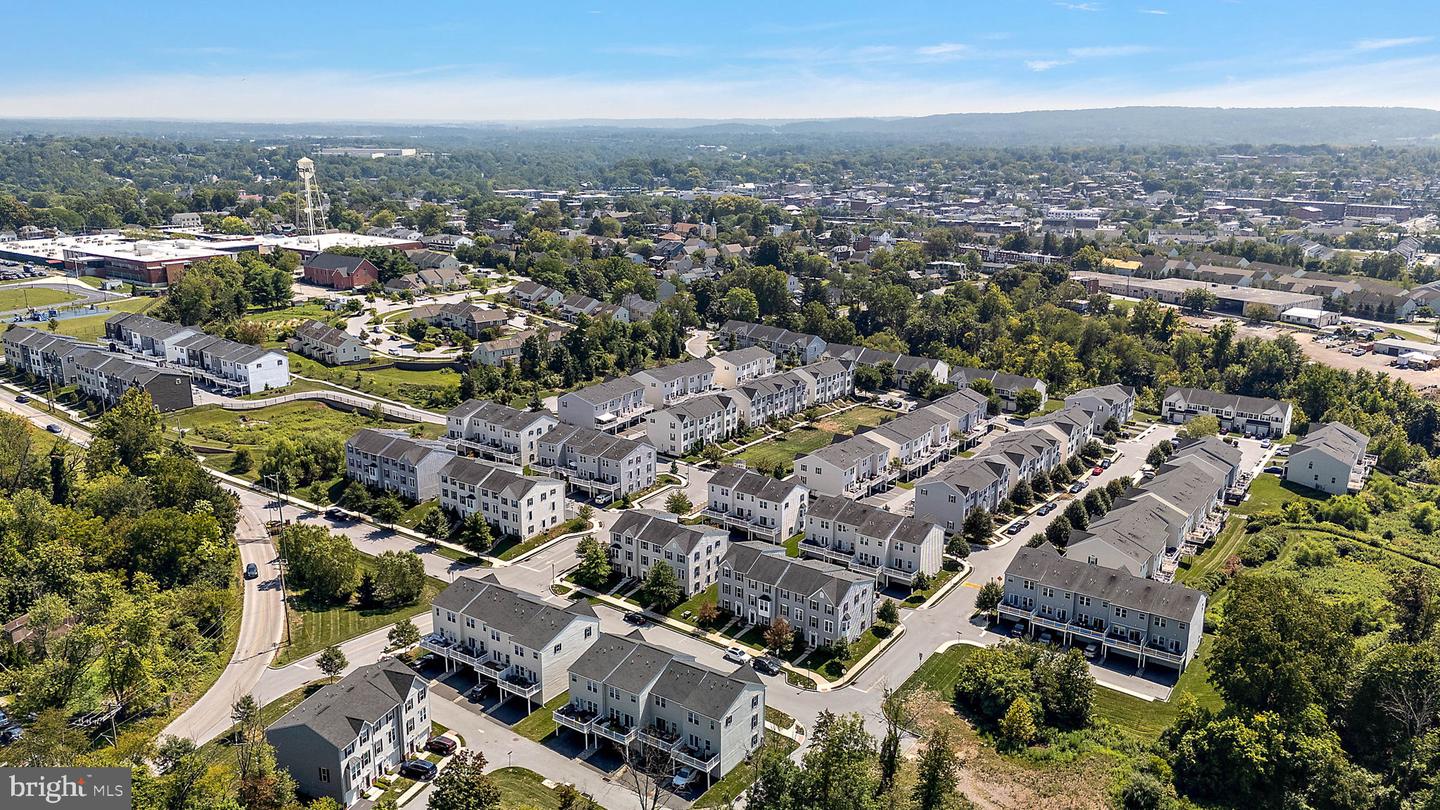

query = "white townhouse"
[609, 510, 729, 596]
[508, 279, 565, 310]
[949, 367, 1048, 413]
[422, 576, 601, 710]
[987, 428, 1065, 482]
[170, 332, 291, 394]
[791, 358, 856, 406]
[289, 319, 372, 366]
[926, 388, 991, 442]
[1285, 421, 1373, 495]
[913, 456, 1017, 535]
[644, 393, 743, 457]
[437, 456, 565, 541]
[718, 320, 828, 364]
[4, 327, 89, 383]
[821, 343, 950, 388]
[104, 312, 199, 359]
[720, 541, 875, 648]
[1025, 405, 1099, 460]
[557, 377, 652, 432]
[704, 465, 809, 544]
[802, 494, 944, 587]
[865, 408, 954, 479]
[536, 423, 657, 502]
[999, 545, 1207, 672]
[631, 358, 717, 408]
[796, 434, 895, 498]
[554, 632, 765, 790]
[707, 347, 776, 388]
[1065, 384, 1137, 425]
[732, 371, 809, 426]
[445, 399, 558, 467]
[344, 428, 455, 502]
[267, 660, 431, 809]
[1161, 387, 1293, 438]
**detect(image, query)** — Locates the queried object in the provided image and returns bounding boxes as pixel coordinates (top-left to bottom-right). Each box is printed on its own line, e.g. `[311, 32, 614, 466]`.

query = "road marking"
[961, 582, 982, 590]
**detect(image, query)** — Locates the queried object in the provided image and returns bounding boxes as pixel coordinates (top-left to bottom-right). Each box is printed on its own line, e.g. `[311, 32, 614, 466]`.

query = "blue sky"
[3, 1, 1438, 121]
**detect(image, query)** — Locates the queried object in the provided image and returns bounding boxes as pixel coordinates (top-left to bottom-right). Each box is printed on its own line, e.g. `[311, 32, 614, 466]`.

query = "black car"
[0, 724, 23, 745]
[623, 611, 649, 626]
[398, 759, 438, 781]
[45, 424, 62, 434]
[426, 736, 457, 756]
[751, 657, 781, 676]
[244, 563, 259, 580]
[14, 394, 29, 404]
[1068, 482, 1084, 494]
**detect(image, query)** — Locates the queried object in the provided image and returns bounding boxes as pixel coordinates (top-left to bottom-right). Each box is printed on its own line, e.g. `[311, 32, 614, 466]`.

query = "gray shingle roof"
[1007, 545, 1204, 623]
[1292, 421, 1368, 463]
[709, 465, 805, 502]
[724, 540, 870, 604]
[267, 659, 420, 749]
[610, 510, 727, 555]
[432, 575, 596, 650]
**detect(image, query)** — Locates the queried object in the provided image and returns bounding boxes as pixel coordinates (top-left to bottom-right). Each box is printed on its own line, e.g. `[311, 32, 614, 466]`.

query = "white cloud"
[1068, 44, 1157, 58]
[1026, 59, 1074, 71]
[1056, 2, 1102, 10]
[1353, 36, 1432, 51]
[1138, 8, 1167, 14]
[916, 42, 970, 57]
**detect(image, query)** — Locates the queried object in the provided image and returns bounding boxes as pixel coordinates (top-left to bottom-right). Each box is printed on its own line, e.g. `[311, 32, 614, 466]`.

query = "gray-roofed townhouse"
[926, 388, 991, 446]
[4, 327, 89, 383]
[948, 367, 1047, 412]
[718, 320, 827, 364]
[609, 510, 729, 595]
[557, 376, 652, 432]
[104, 312, 200, 360]
[795, 434, 895, 498]
[344, 428, 455, 502]
[536, 423, 656, 503]
[1285, 422, 1373, 495]
[802, 494, 943, 587]
[731, 371, 809, 426]
[790, 358, 856, 405]
[998, 545, 1206, 671]
[411, 301, 510, 338]
[553, 632, 765, 789]
[707, 347, 776, 388]
[1161, 387, 1293, 438]
[72, 351, 193, 412]
[704, 465, 808, 543]
[913, 456, 1016, 534]
[822, 344, 950, 387]
[1064, 384, 1136, 425]
[644, 393, 742, 457]
[421, 576, 601, 710]
[445, 399, 558, 466]
[266, 659, 430, 807]
[986, 428, 1065, 481]
[631, 358, 717, 408]
[437, 456, 564, 540]
[289, 319, 372, 365]
[508, 280, 565, 310]
[720, 541, 875, 648]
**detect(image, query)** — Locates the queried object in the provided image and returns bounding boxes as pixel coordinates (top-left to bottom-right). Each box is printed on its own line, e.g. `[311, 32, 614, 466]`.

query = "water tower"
[296, 157, 321, 237]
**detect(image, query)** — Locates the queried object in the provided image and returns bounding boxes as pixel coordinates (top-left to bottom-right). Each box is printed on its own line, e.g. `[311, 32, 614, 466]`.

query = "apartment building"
[288, 319, 372, 365]
[1025, 405, 1100, 459]
[718, 320, 828, 364]
[437, 456, 565, 540]
[1286, 421, 1373, 495]
[913, 456, 1016, 534]
[423, 576, 601, 709]
[72, 351, 194, 412]
[795, 434, 894, 498]
[720, 541, 875, 648]
[557, 377, 652, 432]
[791, 358, 855, 405]
[732, 371, 809, 426]
[609, 510, 729, 595]
[704, 465, 809, 543]
[948, 367, 1047, 412]
[644, 393, 743, 457]
[999, 545, 1206, 671]
[631, 358, 717, 408]
[344, 428, 455, 502]
[168, 331, 290, 394]
[802, 494, 944, 587]
[822, 343, 950, 387]
[707, 347, 776, 388]
[536, 423, 657, 503]
[1161, 387, 1293, 438]
[445, 399, 558, 466]
[266, 660, 430, 808]
[554, 632, 765, 789]
[1064, 384, 1136, 425]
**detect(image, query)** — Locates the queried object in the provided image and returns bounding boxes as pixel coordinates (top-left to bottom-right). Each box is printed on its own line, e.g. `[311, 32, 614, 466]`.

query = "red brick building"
[303, 253, 379, 289]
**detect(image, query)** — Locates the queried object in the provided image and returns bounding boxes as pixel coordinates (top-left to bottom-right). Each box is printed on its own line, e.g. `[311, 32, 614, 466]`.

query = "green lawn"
[491, 517, 588, 561]
[275, 557, 444, 666]
[694, 734, 798, 808]
[399, 499, 442, 530]
[197, 683, 324, 766]
[287, 353, 461, 408]
[0, 286, 78, 310]
[764, 705, 795, 730]
[783, 533, 800, 557]
[49, 296, 159, 341]
[813, 405, 895, 433]
[77, 276, 134, 294]
[903, 567, 958, 606]
[667, 583, 718, 622]
[513, 691, 569, 742]
[490, 767, 597, 810]
[808, 625, 892, 680]
[735, 427, 835, 469]
[244, 302, 345, 326]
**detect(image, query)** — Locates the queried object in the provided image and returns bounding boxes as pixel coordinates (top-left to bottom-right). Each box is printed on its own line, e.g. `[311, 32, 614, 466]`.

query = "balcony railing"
[673, 745, 720, 772]
[702, 509, 782, 541]
[499, 673, 541, 699]
[554, 705, 596, 733]
[594, 719, 637, 745]
[637, 726, 681, 752]
[419, 635, 486, 667]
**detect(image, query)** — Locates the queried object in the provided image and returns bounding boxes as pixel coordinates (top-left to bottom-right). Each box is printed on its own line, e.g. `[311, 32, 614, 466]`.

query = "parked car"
[398, 759, 438, 781]
[1264, 465, 1285, 475]
[465, 685, 486, 702]
[426, 736, 458, 756]
[1099, 458, 1111, 469]
[623, 611, 648, 626]
[751, 657, 781, 676]
[1038, 631, 1054, 645]
[1036, 502, 1056, 515]
[1084, 643, 1099, 659]
[1091, 466, 1103, 476]
[1261, 438, 1272, 448]
[13, 394, 29, 404]
[1008, 624, 1025, 638]
[672, 767, 698, 790]
[1004, 523, 1023, 536]
[325, 506, 350, 520]
[723, 646, 749, 665]
[1069, 482, 1084, 494]
[243, 563, 259, 580]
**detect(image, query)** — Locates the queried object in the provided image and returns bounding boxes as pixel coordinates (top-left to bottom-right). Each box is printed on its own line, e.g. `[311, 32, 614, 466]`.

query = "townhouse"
[732, 371, 809, 426]
[707, 347, 776, 388]
[1064, 384, 1136, 425]
[423, 576, 601, 710]
[644, 393, 743, 457]
[289, 319, 372, 366]
[437, 456, 565, 540]
[802, 494, 944, 587]
[998, 544, 1206, 671]
[471, 328, 565, 367]
[410, 301, 510, 338]
[822, 343, 950, 387]
[1286, 421, 1373, 495]
[508, 280, 564, 310]
[1161, 386, 1293, 438]
[169, 332, 291, 394]
[948, 367, 1047, 412]
[986, 427, 1066, 481]
[720, 541, 875, 648]
[704, 465, 809, 543]
[445, 399, 558, 466]
[795, 434, 894, 498]
[104, 312, 199, 359]
[609, 510, 729, 595]
[790, 358, 856, 406]
[4, 327, 88, 383]
[71, 351, 193, 412]
[718, 320, 828, 364]
[557, 377, 652, 432]
[1023, 405, 1097, 459]
[554, 632, 765, 789]
[266, 660, 431, 808]
[536, 423, 656, 503]
[559, 293, 628, 323]
[926, 388, 991, 443]
[631, 358, 717, 408]
[344, 428, 455, 502]
[912, 456, 1016, 534]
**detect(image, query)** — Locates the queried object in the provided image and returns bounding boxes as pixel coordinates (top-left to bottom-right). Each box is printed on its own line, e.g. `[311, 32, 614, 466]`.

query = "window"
[318, 767, 331, 783]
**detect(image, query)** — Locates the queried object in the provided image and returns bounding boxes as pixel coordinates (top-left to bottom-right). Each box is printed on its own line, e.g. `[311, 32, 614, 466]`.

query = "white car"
[672, 767, 698, 790]
[723, 646, 749, 665]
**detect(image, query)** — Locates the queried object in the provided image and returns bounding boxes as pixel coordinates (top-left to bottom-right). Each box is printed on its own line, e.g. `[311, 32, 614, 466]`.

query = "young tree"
[962, 508, 993, 546]
[697, 600, 720, 628]
[1015, 388, 1043, 415]
[1045, 519, 1071, 548]
[764, 617, 795, 656]
[665, 491, 694, 515]
[417, 507, 449, 540]
[877, 686, 910, 798]
[388, 617, 420, 650]
[1083, 490, 1108, 518]
[278, 524, 360, 603]
[639, 563, 683, 612]
[1178, 414, 1221, 439]
[1010, 478, 1033, 507]
[573, 535, 612, 589]
[370, 493, 404, 525]
[428, 750, 502, 810]
[877, 599, 900, 626]
[1063, 501, 1090, 531]
[317, 645, 348, 679]
[701, 444, 726, 465]
[372, 550, 426, 606]
[998, 696, 1037, 751]
[455, 512, 494, 555]
[975, 580, 1004, 621]
[911, 727, 959, 810]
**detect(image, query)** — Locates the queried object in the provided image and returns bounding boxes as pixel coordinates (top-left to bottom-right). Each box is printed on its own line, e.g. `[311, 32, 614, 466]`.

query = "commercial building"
[704, 465, 808, 543]
[1286, 422, 1373, 495]
[1279, 307, 1340, 329]
[437, 456, 565, 540]
[344, 428, 455, 502]
[303, 253, 380, 290]
[609, 510, 729, 595]
[802, 495, 944, 587]
[719, 541, 875, 648]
